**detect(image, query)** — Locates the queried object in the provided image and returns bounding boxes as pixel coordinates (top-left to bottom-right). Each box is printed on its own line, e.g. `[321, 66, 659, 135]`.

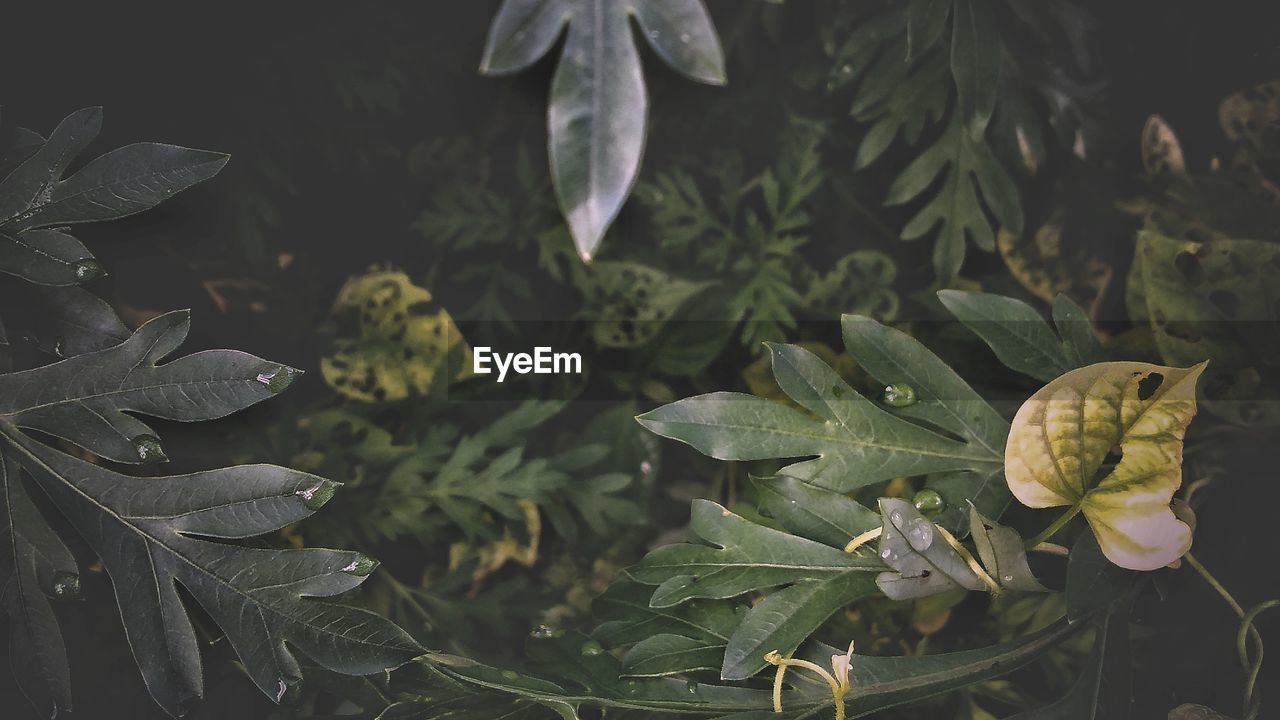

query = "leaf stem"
[1185, 552, 1275, 720]
[1024, 505, 1082, 550]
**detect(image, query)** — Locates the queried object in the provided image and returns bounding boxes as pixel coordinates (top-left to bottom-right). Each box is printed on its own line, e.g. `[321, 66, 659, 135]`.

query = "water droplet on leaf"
[580, 640, 604, 657]
[256, 365, 302, 393]
[686, 681, 699, 694]
[133, 435, 167, 464]
[529, 624, 557, 639]
[501, 670, 520, 681]
[72, 259, 102, 281]
[906, 519, 934, 551]
[50, 572, 81, 599]
[882, 383, 917, 407]
[1002, 575, 1014, 583]
[341, 554, 378, 576]
[890, 510, 903, 526]
[880, 546, 892, 560]
[912, 489, 944, 515]
[296, 479, 338, 510]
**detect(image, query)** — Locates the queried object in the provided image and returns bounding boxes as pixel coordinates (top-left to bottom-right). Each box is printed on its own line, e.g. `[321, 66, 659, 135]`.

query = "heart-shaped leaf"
[1005, 362, 1206, 570]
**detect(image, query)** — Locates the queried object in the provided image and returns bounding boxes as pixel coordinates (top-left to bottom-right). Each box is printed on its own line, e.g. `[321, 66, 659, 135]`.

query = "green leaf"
[637, 342, 1002, 492]
[0, 108, 226, 286]
[721, 571, 877, 681]
[969, 505, 1048, 593]
[0, 311, 292, 464]
[481, 0, 725, 260]
[937, 289, 1072, 383]
[0, 453, 75, 715]
[885, 111, 1022, 281]
[1065, 533, 1135, 624]
[753, 475, 881, 549]
[950, 0, 1002, 138]
[840, 313, 1010, 531]
[1006, 361, 1204, 571]
[622, 634, 724, 677]
[627, 500, 880, 607]
[403, 620, 1083, 719]
[592, 580, 742, 648]
[876, 499, 987, 600]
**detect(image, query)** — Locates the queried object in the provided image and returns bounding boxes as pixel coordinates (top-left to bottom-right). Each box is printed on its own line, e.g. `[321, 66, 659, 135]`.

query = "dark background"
[1, 2, 1279, 717]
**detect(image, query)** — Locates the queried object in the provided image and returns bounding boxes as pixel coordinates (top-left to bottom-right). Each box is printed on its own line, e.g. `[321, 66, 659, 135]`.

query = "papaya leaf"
[969, 505, 1048, 593]
[875, 498, 987, 600]
[753, 475, 881, 550]
[721, 571, 877, 681]
[840, 313, 1010, 530]
[626, 500, 880, 608]
[886, 114, 1022, 281]
[480, 0, 726, 260]
[0, 107, 227, 286]
[637, 341, 1003, 493]
[937, 289, 1104, 383]
[621, 634, 723, 677]
[0, 316, 422, 716]
[1005, 361, 1205, 571]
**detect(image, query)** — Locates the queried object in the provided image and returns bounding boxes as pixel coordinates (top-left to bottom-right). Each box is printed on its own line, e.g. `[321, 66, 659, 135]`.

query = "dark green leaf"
[950, 0, 1002, 138]
[1066, 532, 1136, 624]
[622, 634, 723, 677]
[753, 475, 881, 549]
[627, 500, 880, 607]
[0, 311, 294, 464]
[6, 430, 421, 716]
[721, 571, 877, 681]
[637, 343, 1002, 492]
[1006, 600, 1132, 719]
[938, 289, 1071, 383]
[969, 505, 1048, 593]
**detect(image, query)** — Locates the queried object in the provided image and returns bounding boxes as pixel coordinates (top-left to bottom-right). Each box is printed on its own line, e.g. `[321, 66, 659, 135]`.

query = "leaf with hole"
[1005, 361, 1205, 571]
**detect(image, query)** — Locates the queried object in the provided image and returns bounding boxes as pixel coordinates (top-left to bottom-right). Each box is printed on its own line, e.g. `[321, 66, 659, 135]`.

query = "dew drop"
[580, 640, 605, 657]
[880, 546, 892, 560]
[256, 365, 302, 393]
[50, 572, 81, 600]
[640, 460, 653, 476]
[296, 479, 338, 510]
[680, 33, 691, 43]
[72, 258, 103, 281]
[649, 29, 661, 39]
[882, 383, 917, 408]
[341, 554, 379, 576]
[1003, 575, 1014, 583]
[529, 624, 557, 639]
[686, 681, 699, 694]
[906, 519, 934, 551]
[912, 489, 944, 515]
[890, 510, 903, 526]
[133, 435, 167, 464]
[501, 670, 520, 681]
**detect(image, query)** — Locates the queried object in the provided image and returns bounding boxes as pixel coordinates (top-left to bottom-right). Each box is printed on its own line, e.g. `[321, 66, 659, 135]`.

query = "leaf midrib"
[1, 426, 402, 655]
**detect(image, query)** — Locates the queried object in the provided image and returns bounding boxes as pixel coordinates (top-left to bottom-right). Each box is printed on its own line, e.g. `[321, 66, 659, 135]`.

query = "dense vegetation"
[1, 2, 1278, 719]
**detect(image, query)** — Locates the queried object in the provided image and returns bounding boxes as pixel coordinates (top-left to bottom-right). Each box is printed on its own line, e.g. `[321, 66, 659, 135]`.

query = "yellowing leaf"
[1005, 362, 1206, 571]
[321, 271, 470, 402]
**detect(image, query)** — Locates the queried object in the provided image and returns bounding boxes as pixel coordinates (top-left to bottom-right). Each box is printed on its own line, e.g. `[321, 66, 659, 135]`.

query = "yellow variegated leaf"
[1006, 362, 1206, 571]
[321, 270, 470, 402]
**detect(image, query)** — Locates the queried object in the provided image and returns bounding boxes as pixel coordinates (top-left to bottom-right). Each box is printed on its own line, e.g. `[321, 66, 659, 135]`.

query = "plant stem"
[1185, 552, 1273, 720]
[1024, 505, 1083, 549]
